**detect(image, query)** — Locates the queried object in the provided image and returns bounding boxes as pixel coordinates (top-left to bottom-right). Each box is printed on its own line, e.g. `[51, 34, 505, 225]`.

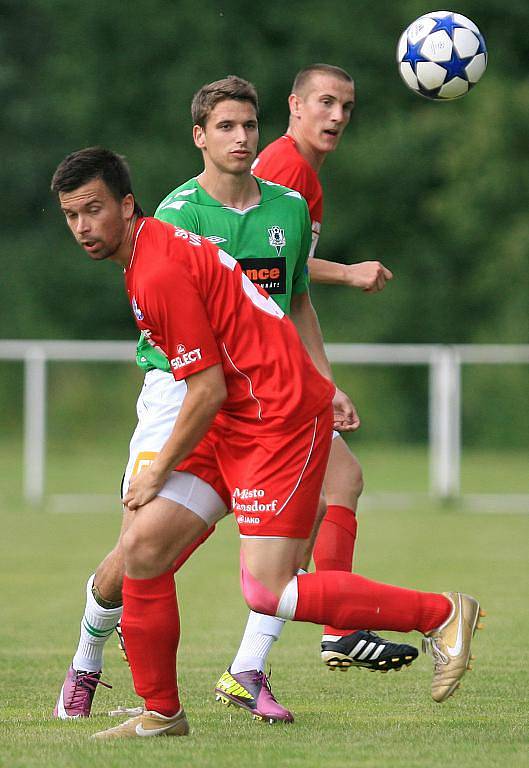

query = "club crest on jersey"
[132, 297, 144, 321]
[268, 226, 286, 257]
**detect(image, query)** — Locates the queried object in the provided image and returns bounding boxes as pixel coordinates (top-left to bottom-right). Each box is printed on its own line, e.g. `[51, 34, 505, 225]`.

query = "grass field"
[1, 448, 528, 768]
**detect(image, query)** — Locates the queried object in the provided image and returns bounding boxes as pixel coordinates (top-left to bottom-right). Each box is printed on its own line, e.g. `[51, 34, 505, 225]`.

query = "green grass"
[1, 480, 528, 767]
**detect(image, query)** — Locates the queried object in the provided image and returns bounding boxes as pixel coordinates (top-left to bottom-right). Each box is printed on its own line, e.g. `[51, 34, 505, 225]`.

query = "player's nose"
[75, 215, 90, 234]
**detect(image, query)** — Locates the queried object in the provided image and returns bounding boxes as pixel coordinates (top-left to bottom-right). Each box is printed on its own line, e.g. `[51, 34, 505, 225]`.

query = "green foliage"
[1, 1, 527, 446]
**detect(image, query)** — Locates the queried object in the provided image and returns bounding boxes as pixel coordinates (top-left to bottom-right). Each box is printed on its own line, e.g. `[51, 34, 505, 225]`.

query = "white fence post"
[23, 346, 47, 505]
[429, 347, 461, 500]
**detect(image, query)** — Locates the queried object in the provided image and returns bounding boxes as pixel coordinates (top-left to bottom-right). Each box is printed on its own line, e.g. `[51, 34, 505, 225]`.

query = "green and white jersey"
[136, 176, 312, 372]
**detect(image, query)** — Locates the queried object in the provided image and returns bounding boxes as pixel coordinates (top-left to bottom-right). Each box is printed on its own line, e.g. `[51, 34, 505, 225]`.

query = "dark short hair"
[51, 147, 143, 216]
[191, 75, 259, 127]
[292, 63, 354, 95]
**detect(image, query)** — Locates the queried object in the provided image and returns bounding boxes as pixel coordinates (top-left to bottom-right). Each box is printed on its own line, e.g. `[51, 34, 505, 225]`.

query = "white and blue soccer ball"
[397, 11, 487, 100]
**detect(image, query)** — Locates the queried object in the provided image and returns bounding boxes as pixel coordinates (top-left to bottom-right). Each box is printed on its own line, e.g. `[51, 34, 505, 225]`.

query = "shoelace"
[67, 672, 112, 708]
[254, 670, 279, 702]
[422, 637, 448, 667]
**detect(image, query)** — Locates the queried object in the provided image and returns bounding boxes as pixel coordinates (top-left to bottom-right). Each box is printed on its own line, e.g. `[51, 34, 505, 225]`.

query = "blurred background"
[1, 0, 527, 502]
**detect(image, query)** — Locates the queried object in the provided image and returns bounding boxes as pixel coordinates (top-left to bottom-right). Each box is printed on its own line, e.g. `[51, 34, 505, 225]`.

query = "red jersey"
[125, 218, 334, 434]
[253, 135, 323, 257]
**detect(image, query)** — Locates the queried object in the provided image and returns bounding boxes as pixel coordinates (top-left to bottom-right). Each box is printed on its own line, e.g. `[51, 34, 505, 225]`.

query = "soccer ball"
[397, 11, 487, 100]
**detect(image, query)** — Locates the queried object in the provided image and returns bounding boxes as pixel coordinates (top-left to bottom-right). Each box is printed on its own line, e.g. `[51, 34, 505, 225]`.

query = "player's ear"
[193, 124, 206, 150]
[288, 92, 301, 118]
[122, 193, 135, 220]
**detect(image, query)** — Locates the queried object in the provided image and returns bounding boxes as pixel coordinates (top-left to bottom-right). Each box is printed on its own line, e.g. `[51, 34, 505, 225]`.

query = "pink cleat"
[53, 665, 111, 719]
[214, 667, 293, 724]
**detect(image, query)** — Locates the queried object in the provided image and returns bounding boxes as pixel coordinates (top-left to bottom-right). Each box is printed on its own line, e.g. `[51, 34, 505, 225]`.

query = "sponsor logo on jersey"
[173, 227, 202, 247]
[236, 514, 261, 525]
[205, 235, 228, 245]
[232, 487, 278, 514]
[268, 226, 286, 257]
[170, 347, 202, 369]
[238, 257, 286, 295]
[132, 297, 144, 321]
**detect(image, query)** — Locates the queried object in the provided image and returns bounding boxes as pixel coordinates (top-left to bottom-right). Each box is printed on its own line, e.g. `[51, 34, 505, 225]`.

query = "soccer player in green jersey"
[54, 76, 416, 726]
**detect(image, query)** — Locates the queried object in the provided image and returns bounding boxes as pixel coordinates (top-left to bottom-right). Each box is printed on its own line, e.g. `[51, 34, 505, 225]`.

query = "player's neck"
[285, 127, 326, 173]
[111, 215, 140, 268]
[196, 168, 261, 210]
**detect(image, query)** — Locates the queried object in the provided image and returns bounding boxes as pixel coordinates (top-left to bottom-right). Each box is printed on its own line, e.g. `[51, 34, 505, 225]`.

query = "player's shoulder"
[255, 176, 306, 207]
[155, 177, 199, 217]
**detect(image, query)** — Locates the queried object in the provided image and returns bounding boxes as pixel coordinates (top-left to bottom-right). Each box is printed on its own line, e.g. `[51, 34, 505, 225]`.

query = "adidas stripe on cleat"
[423, 591, 484, 703]
[214, 667, 293, 724]
[321, 630, 419, 672]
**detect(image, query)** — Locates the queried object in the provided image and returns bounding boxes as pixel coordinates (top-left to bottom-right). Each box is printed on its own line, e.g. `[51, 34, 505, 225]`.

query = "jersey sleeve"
[148, 264, 221, 382]
[291, 201, 312, 295]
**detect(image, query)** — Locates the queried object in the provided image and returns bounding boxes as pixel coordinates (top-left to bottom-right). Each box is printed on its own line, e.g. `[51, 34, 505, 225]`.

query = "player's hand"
[123, 464, 169, 510]
[332, 387, 360, 432]
[344, 261, 393, 293]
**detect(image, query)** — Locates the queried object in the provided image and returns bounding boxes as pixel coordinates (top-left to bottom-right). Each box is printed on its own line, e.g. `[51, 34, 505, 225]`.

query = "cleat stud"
[479, 609, 487, 617]
[405, 656, 413, 660]
[339, 666, 347, 672]
[391, 658, 399, 663]
[477, 622, 485, 630]
[470, 654, 476, 661]
[467, 664, 473, 671]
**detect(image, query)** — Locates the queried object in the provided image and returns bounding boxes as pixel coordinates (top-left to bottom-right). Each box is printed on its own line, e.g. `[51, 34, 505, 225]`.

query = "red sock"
[171, 525, 216, 573]
[294, 570, 451, 635]
[313, 505, 358, 635]
[122, 570, 181, 716]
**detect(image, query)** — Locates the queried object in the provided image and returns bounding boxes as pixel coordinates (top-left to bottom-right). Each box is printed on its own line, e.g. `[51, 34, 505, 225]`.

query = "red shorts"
[178, 404, 333, 538]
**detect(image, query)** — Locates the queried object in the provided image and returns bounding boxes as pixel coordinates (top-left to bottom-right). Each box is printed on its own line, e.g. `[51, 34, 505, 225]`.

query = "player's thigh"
[323, 434, 364, 506]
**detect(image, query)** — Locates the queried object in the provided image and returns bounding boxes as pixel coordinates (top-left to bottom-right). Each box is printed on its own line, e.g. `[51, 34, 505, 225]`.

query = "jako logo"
[170, 348, 202, 369]
[236, 515, 261, 525]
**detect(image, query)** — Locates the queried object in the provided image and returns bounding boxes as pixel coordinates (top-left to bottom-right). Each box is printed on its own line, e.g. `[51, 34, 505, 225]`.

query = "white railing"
[1, 340, 528, 505]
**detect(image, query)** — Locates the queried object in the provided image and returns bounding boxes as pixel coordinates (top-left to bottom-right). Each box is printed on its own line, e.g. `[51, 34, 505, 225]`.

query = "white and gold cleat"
[423, 592, 485, 703]
[92, 707, 189, 739]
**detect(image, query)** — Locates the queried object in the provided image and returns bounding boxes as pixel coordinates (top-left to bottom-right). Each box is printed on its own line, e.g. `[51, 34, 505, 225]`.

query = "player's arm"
[290, 291, 332, 379]
[124, 364, 226, 510]
[308, 257, 393, 292]
[290, 292, 360, 432]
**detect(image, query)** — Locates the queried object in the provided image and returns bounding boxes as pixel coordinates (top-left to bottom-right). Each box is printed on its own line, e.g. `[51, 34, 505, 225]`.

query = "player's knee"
[240, 558, 300, 620]
[350, 458, 364, 499]
[122, 526, 172, 573]
[240, 566, 279, 615]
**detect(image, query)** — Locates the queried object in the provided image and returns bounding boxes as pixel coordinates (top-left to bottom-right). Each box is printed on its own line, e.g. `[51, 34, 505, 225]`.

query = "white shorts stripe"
[274, 416, 318, 517]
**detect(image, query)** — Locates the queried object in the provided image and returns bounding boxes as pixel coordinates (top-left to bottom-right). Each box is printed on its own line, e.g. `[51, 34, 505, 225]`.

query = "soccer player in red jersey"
[51, 147, 483, 739]
[254, 64, 396, 665]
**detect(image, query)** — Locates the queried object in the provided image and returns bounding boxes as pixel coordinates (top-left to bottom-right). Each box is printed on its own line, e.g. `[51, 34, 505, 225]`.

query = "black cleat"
[321, 630, 419, 672]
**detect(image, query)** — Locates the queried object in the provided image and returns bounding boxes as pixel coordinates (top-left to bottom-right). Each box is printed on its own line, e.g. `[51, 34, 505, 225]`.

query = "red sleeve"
[149, 262, 221, 381]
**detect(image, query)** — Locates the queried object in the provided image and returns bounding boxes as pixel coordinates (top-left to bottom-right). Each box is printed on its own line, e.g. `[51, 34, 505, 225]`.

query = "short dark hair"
[51, 147, 143, 216]
[191, 75, 259, 127]
[292, 63, 354, 95]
